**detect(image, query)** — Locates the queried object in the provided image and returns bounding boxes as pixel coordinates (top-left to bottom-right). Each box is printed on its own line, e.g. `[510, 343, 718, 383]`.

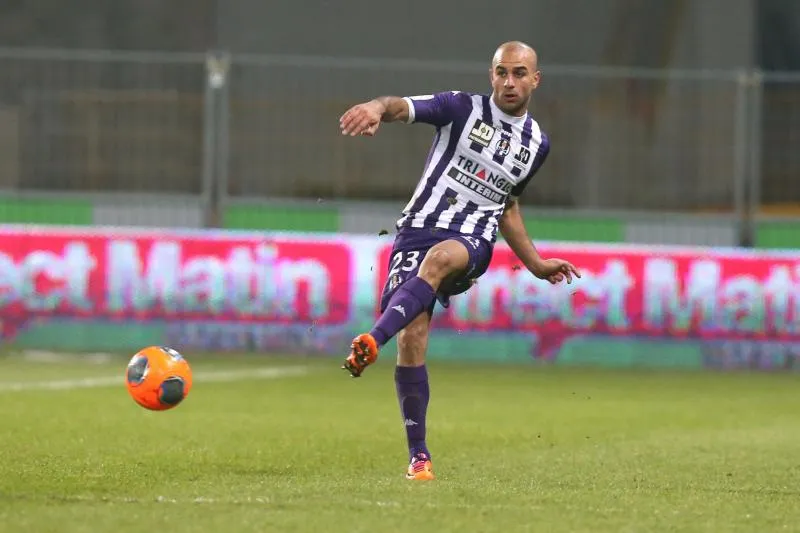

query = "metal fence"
[0, 48, 797, 237]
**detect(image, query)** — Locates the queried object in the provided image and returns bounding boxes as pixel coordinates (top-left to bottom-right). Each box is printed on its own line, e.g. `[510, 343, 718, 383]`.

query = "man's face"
[490, 48, 540, 116]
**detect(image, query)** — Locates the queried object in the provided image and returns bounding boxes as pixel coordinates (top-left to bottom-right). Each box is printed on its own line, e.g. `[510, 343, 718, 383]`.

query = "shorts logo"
[462, 236, 481, 250]
[468, 119, 496, 147]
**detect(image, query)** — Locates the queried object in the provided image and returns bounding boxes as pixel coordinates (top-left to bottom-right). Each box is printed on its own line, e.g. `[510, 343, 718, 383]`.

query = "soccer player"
[338, 41, 581, 480]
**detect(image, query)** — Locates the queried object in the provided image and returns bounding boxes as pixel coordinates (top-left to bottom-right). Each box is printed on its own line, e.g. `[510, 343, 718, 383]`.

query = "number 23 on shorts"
[388, 250, 421, 278]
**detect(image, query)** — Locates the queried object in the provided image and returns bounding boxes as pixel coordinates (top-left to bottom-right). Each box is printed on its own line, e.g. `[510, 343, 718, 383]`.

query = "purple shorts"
[379, 227, 494, 313]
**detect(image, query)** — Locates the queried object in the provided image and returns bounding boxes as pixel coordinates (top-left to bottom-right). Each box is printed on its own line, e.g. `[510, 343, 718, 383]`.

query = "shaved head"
[489, 41, 541, 116]
[492, 41, 538, 71]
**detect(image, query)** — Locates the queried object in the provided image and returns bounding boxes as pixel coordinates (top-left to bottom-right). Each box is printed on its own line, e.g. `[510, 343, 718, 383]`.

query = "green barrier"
[519, 216, 625, 243]
[0, 197, 93, 225]
[0, 197, 628, 242]
[756, 221, 800, 250]
[224, 205, 339, 232]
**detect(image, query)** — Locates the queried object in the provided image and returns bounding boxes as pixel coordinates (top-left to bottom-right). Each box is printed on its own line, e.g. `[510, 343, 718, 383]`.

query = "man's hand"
[532, 258, 581, 285]
[339, 101, 383, 137]
[498, 198, 581, 286]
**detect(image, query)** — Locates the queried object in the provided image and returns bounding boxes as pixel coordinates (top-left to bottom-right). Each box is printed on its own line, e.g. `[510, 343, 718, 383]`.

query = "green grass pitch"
[0, 351, 799, 532]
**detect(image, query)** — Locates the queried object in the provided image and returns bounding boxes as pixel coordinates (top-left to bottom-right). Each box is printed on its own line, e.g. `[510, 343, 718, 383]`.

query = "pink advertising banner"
[1, 225, 798, 368]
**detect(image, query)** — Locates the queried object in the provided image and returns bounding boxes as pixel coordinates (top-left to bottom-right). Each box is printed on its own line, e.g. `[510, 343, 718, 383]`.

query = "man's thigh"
[434, 234, 494, 308]
[379, 229, 493, 312]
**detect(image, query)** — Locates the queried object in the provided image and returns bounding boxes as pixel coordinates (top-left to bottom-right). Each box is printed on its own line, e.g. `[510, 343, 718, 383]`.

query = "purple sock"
[371, 277, 436, 347]
[395, 364, 430, 460]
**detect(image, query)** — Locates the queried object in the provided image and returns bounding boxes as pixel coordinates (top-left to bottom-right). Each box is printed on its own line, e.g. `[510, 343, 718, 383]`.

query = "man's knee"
[418, 242, 468, 285]
[423, 248, 456, 270]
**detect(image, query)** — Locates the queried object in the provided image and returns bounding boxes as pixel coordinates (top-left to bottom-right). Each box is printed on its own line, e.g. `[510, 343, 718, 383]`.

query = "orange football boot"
[406, 452, 435, 480]
[342, 333, 379, 377]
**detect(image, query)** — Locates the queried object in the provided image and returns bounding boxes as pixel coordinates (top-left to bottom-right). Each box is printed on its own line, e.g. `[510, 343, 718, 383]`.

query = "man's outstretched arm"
[339, 96, 409, 136]
[340, 91, 462, 136]
[498, 198, 580, 285]
[372, 97, 411, 123]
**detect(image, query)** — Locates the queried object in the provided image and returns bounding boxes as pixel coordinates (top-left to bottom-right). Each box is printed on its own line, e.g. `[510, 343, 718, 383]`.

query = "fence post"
[202, 50, 231, 228]
[733, 70, 750, 246]
[747, 69, 764, 248]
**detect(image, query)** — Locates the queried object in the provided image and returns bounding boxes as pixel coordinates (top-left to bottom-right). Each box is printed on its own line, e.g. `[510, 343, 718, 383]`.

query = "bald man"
[338, 41, 581, 480]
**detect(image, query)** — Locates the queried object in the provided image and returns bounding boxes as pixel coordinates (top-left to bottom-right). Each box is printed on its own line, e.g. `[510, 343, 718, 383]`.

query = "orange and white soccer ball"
[125, 346, 193, 411]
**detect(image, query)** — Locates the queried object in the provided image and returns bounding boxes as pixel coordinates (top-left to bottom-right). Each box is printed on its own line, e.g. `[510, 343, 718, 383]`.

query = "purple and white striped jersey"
[396, 91, 550, 243]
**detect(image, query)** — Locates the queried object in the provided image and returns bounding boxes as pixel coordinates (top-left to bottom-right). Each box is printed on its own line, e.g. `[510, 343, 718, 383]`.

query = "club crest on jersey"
[468, 119, 496, 147]
[494, 135, 511, 157]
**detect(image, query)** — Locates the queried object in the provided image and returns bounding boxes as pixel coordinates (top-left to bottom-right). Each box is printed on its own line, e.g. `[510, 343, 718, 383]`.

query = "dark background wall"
[0, 0, 772, 69]
[0, 0, 797, 207]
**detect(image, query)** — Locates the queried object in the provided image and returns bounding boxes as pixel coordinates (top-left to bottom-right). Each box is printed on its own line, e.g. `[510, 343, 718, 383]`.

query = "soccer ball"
[125, 346, 193, 411]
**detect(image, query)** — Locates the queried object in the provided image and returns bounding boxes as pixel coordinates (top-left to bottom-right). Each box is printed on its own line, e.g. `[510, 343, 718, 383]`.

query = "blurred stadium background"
[0, 0, 799, 361]
[2, 0, 799, 244]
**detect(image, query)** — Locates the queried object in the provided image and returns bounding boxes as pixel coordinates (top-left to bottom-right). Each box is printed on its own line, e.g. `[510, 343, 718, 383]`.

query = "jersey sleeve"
[509, 133, 550, 199]
[402, 91, 466, 128]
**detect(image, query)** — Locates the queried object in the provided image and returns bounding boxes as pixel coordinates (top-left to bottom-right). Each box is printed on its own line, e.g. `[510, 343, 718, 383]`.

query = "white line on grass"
[10, 494, 530, 511]
[0, 366, 309, 393]
[21, 350, 114, 364]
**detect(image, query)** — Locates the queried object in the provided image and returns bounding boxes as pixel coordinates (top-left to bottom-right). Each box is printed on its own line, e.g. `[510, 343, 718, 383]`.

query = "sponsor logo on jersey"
[447, 167, 508, 203]
[467, 119, 496, 147]
[454, 156, 514, 193]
